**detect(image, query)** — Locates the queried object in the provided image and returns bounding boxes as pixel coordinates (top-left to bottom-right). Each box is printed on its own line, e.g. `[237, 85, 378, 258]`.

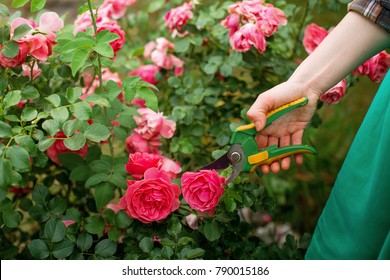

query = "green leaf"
[42, 119, 60, 136]
[0, 121, 13, 138]
[138, 87, 158, 112]
[15, 135, 36, 154]
[115, 210, 132, 229]
[83, 123, 110, 142]
[3, 210, 22, 228]
[94, 183, 115, 210]
[95, 239, 117, 258]
[0, 4, 10, 16]
[48, 197, 67, 215]
[44, 218, 66, 243]
[31, 0, 47, 12]
[85, 173, 108, 188]
[84, 216, 105, 234]
[139, 237, 154, 253]
[51, 107, 69, 124]
[6, 145, 30, 172]
[204, 221, 221, 241]
[32, 185, 49, 204]
[71, 102, 92, 120]
[107, 227, 121, 242]
[66, 87, 82, 103]
[52, 239, 74, 259]
[174, 38, 190, 53]
[21, 86, 40, 100]
[185, 248, 205, 259]
[0, 159, 12, 188]
[4, 90, 21, 109]
[12, 0, 30, 8]
[28, 239, 50, 259]
[21, 107, 38, 122]
[167, 217, 182, 236]
[84, 94, 110, 107]
[76, 232, 93, 252]
[96, 30, 119, 44]
[38, 137, 56, 151]
[161, 246, 174, 259]
[93, 43, 114, 58]
[12, 23, 31, 40]
[63, 134, 86, 151]
[71, 49, 90, 77]
[77, 3, 90, 14]
[1, 41, 19, 58]
[62, 119, 84, 137]
[0, 26, 11, 45]
[45, 94, 61, 107]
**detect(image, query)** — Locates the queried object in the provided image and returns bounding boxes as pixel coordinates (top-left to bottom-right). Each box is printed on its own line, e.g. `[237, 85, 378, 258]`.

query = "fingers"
[246, 94, 273, 131]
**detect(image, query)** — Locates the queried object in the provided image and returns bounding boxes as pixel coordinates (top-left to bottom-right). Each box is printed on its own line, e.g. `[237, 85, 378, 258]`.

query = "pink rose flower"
[320, 79, 347, 104]
[11, 12, 63, 62]
[230, 23, 267, 53]
[302, 23, 329, 54]
[143, 38, 185, 76]
[46, 131, 88, 165]
[164, 1, 193, 37]
[125, 133, 162, 154]
[62, 220, 75, 228]
[119, 168, 181, 223]
[221, 14, 240, 36]
[129, 64, 159, 85]
[125, 152, 163, 179]
[256, 4, 287, 36]
[353, 51, 390, 83]
[100, 0, 137, 19]
[181, 170, 226, 216]
[133, 107, 176, 140]
[185, 213, 199, 230]
[0, 42, 28, 68]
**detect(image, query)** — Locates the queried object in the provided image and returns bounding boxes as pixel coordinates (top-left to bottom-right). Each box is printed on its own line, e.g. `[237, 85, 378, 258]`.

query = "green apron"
[305, 71, 390, 260]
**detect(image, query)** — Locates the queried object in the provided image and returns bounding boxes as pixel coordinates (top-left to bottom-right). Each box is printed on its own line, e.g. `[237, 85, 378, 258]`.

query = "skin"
[246, 11, 390, 174]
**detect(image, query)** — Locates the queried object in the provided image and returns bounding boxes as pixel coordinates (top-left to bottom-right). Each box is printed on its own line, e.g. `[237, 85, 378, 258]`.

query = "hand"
[246, 81, 319, 174]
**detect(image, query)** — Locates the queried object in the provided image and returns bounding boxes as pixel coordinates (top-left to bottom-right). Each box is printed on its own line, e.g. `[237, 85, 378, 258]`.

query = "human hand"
[246, 81, 319, 174]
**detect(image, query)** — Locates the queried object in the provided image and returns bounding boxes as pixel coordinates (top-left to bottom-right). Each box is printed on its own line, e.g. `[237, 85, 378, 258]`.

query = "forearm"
[289, 11, 390, 94]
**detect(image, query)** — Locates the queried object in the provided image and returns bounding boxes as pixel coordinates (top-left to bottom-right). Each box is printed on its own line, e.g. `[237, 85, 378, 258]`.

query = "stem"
[289, 0, 310, 59]
[87, 0, 103, 88]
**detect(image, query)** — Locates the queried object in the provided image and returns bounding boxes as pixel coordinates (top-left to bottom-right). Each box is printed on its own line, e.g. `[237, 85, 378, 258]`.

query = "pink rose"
[129, 64, 159, 85]
[119, 168, 181, 223]
[181, 170, 226, 216]
[100, 0, 137, 19]
[0, 42, 28, 68]
[256, 4, 287, 36]
[125, 133, 162, 154]
[185, 213, 199, 230]
[62, 220, 75, 228]
[320, 79, 347, 104]
[164, 1, 193, 37]
[230, 23, 266, 53]
[46, 131, 88, 165]
[125, 152, 182, 179]
[221, 14, 240, 37]
[354, 51, 390, 83]
[302, 23, 329, 54]
[125, 152, 162, 179]
[134, 107, 176, 140]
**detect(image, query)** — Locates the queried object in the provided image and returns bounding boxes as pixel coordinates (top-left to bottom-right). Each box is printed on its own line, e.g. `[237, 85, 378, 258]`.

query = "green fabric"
[305, 71, 390, 260]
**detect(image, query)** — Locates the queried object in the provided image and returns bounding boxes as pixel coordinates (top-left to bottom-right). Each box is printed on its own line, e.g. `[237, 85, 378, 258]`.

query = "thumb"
[246, 94, 274, 131]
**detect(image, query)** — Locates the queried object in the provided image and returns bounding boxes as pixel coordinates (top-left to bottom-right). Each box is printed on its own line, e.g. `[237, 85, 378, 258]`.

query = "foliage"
[0, 0, 366, 260]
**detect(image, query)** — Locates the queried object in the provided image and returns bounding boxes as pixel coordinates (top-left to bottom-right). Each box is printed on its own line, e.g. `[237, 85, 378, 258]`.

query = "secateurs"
[200, 97, 317, 183]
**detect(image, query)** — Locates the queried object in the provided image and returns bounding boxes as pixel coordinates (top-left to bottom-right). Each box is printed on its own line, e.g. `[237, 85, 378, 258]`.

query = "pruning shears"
[199, 97, 317, 183]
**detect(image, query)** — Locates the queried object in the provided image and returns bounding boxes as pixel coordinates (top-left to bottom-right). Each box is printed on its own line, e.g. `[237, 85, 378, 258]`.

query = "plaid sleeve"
[348, 0, 390, 32]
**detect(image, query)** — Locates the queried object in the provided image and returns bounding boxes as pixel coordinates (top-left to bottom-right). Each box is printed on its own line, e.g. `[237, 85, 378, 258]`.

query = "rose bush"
[0, 0, 388, 260]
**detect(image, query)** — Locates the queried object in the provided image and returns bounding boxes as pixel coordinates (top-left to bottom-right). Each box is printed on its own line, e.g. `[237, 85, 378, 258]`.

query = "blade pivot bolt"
[230, 152, 241, 163]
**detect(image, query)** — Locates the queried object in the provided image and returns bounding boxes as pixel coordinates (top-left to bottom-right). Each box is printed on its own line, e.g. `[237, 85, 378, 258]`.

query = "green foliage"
[0, 0, 358, 260]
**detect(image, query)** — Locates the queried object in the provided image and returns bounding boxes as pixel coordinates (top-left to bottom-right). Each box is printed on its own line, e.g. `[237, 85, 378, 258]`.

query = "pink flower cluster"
[221, 0, 287, 53]
[74, 0, 136, 56]
[0, 12, 63, 68]
[303, 23, 390, 104]
[126, 107, 176, 154]
[164, 1, 194, 37]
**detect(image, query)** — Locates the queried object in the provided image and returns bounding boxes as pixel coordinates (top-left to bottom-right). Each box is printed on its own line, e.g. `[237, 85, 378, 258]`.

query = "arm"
[246, 9, 390, 173]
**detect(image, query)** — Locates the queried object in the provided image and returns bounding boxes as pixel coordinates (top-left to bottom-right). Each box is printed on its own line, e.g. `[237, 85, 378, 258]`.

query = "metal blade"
[198, 153, 231, 171]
